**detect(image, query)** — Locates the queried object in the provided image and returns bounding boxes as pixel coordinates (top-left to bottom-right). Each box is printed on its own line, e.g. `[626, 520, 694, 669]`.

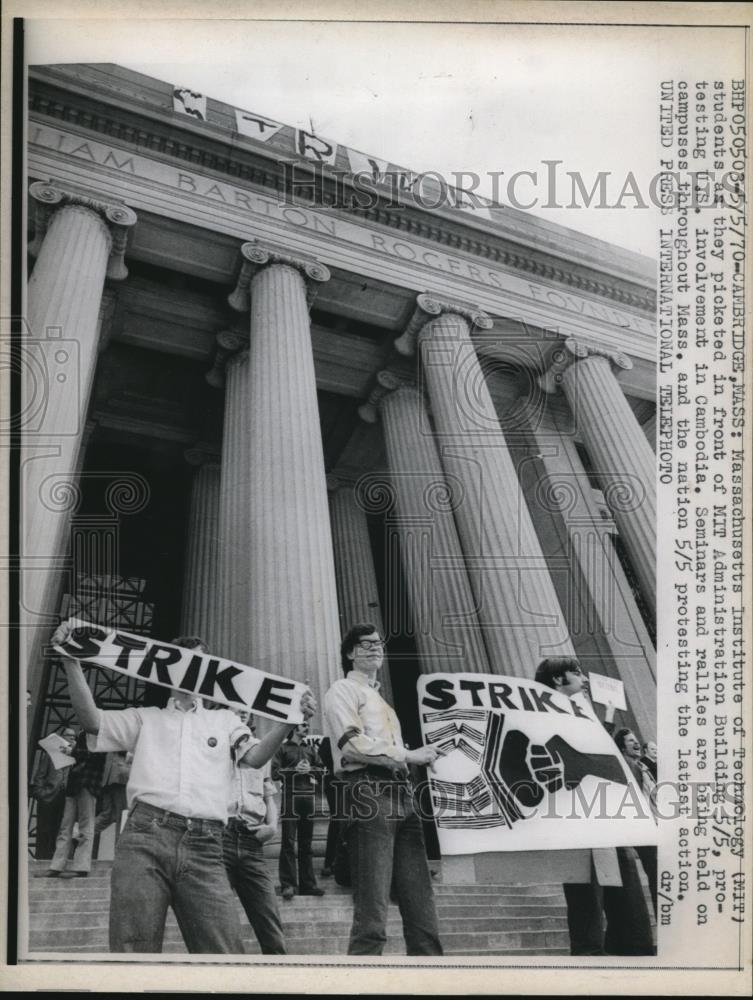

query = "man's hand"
[254, 823, 276, 844]
[295, 759, 311, 772]
[50, 619, 79, 657]
[300, 689, 317, 720]
[406, 746, 439, 769]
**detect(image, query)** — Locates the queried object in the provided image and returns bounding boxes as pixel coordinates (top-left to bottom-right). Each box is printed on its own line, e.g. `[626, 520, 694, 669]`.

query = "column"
[370, 372, 491, 674]
[179, 445, 222, 649]
[511, 397, 657, 741]
[22, 181, 136, 696]
[544, 338, 656, 612]
[212, 335, 252, 662]
[642, 411, 657, 452]
[400, 294, 573, 677]
[223, 242, 341, 714]
[328, 475, 394, 704]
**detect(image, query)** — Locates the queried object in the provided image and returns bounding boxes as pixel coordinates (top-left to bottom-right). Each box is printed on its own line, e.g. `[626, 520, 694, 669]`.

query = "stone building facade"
[24, 63, 657, 800]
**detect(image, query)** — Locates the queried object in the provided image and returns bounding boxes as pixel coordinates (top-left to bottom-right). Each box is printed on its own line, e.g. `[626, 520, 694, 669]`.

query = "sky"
[25, 17, 746, 260]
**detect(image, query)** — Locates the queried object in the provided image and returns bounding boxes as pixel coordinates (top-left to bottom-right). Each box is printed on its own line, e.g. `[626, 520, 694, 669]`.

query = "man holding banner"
[534, 656, 655, 956]
[324, 623, 443, 956]
[51, 619, 316, 954]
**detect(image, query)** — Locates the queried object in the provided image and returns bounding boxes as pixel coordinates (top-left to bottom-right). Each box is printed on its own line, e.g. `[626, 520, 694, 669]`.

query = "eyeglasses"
[357, 639, 385, 651]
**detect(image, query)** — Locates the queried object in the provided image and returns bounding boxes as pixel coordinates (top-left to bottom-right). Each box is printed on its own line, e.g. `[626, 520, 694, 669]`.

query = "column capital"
[227, 240, 331, 313]
[539, 337, 633, 394]
[394, 292, 494, 357]
[29, 180, 137, 281]
[184, 441, 221, 467]
[358, 369, 418, 424]
[205, 329, 248, 388]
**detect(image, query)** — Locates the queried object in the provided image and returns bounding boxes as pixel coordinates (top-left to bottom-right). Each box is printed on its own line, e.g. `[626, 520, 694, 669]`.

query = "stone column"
[328, 475, 394, 704]
[642, 411, 657, 452]
[542, 338, 656, 612]
[22, 181, 136, 697]
[224, 242, 341, 715]
[507, 394, 657, 741]
[179, 445, 222, 649]
[397, 294, 574, 677]
[211, 334, 252, 662]
[365, 372, 491, 674]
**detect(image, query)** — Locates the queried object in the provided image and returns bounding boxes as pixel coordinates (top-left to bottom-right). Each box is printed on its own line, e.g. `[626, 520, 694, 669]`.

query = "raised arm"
[238, 688, 317, 769]
[51, 620, 100, 734]
[240, 720, 294, 769]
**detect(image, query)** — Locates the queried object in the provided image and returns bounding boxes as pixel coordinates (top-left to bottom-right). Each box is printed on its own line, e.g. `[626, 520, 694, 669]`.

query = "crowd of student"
[30, 624, 656, 957]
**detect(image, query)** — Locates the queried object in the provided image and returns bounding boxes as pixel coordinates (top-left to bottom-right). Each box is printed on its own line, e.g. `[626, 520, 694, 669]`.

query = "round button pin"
[207, 737, 217, 747]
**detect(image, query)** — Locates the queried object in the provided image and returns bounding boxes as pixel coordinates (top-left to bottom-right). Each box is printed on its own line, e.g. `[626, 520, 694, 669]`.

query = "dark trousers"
[603, 847, 655, 955]
[562, 848, 654, 956]
[279, 792, 318, 892]
[635, 844, 658, 913]
[344, 773, 443, 956]
[323, 777, 345, 870]
[562, 879, 606, 955]
[34, 794, 66, 860]
[223, 823, 286, 954]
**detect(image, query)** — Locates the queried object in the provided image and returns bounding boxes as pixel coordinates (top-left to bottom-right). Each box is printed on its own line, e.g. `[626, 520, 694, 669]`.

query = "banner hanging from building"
[54, 620, 308, 723]
[294, 128, 338, 165]
[417, 673, 657, 855]
[234, 109, 284, 142]
[172, 87, 207, 122]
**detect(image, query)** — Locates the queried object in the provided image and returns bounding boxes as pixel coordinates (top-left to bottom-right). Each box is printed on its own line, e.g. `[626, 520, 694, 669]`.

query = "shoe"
[34, 870, 61, 878]
[320, 867, 332, 877]
[281, 886, 295, 901]
[300, 887, 325, 896]
[58, 871, 89, 879]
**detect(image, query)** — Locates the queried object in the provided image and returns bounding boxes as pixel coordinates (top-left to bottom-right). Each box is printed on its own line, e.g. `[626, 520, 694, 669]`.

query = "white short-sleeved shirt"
[88, 699, 251, 821]
[228, 741, 276, 831]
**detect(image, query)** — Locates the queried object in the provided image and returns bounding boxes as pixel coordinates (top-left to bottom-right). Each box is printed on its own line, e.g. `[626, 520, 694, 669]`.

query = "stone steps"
[31, 927, 571, 955]
[27, 860, 570, 956]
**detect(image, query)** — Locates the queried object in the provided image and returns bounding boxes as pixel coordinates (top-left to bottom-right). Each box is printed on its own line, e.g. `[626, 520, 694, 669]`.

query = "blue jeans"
[50, 789, 96, 873]
[343, 772, 443, 956]
[109, 802, 243, 954]
[223, 822, 287, 954]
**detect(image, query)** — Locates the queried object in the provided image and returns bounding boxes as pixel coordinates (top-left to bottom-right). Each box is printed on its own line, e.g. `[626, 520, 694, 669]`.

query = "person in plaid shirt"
[39, 729, 106, 879]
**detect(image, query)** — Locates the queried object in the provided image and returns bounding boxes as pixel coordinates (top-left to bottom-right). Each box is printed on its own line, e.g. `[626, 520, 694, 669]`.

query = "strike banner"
[54, 621, 308, 724]
[418, 673, 657, 855]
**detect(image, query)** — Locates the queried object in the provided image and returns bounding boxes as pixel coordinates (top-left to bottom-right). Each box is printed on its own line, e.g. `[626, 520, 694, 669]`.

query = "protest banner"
[418, 673, 657, 855]
[53, 620, 309, 724]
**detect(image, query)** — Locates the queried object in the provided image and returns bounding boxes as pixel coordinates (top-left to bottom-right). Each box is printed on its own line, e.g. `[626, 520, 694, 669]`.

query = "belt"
[226, 816, 261, 835]
[130, 800, 225, 832]
[343, 765, 411, 784]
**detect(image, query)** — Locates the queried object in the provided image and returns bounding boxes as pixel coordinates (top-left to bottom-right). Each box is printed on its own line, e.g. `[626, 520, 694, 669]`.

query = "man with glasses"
[223, 709, 286, 953]
[324, 622, 443, 956]
[272, 721, 325, 901]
